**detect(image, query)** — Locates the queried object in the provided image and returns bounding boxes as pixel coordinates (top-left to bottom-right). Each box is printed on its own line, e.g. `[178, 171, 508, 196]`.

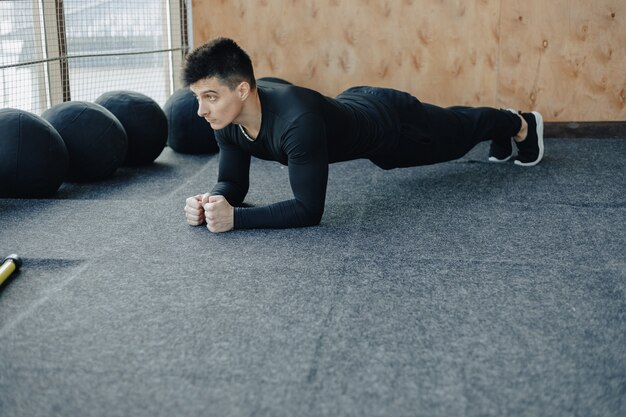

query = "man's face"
[190, 77, 244, 130]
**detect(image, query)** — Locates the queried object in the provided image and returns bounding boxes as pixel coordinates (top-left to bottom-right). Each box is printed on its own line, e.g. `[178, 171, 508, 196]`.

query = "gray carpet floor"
[0, 138, 624, 417]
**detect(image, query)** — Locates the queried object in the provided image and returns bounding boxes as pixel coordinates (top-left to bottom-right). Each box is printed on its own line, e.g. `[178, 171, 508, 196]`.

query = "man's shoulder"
[259, 82, 327, 115]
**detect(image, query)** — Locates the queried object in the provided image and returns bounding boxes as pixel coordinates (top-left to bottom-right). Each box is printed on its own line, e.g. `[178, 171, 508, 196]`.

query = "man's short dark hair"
[182, 37, 256, 90]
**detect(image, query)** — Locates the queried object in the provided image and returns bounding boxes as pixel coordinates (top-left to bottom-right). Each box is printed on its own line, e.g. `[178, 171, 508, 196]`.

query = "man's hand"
[204, 195, 234, 233]
[184, 193, 208, 226]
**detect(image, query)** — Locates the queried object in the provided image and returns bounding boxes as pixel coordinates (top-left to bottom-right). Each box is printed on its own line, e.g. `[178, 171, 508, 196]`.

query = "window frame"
[0, 0, 190, 112]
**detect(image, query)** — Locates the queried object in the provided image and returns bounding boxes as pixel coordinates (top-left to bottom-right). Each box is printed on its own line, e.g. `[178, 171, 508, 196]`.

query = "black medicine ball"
[163, 88, 218, 154]
[95, 91, 167, 165]
[0, 108, 68, 197]
[42, 101, 127, 182]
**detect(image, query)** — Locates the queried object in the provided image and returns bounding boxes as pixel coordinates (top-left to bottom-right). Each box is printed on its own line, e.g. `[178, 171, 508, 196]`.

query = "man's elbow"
[302, 207, 323, 227]
[292, 199, 324, 227]
[304, 215, 322, 227]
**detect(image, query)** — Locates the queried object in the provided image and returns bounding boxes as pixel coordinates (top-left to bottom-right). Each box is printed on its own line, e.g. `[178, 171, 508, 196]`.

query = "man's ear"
[237, 82, 251, 101]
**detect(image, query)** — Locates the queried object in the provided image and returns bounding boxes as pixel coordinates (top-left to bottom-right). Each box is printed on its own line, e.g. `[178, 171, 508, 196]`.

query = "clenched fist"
[203, 195, 234, 233]
[184, 193, 209, 226]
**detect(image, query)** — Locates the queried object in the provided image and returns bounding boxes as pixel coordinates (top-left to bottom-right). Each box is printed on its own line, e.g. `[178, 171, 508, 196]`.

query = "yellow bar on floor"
[0, 255, 21, 286]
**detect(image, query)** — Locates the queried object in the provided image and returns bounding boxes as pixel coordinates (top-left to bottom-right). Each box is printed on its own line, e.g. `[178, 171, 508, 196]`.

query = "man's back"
[215, 81, 400, 165]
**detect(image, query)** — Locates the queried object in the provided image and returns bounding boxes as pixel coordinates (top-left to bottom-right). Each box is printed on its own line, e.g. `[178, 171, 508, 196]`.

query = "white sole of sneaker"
[514, 111, 544, 167]
[488, 154, 512, 163]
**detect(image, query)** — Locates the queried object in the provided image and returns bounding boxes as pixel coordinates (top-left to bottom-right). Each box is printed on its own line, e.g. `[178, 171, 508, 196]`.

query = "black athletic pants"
[366, 88, 522, 168]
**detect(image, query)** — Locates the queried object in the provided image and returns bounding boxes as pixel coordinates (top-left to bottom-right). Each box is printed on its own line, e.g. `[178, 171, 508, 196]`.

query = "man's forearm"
[234, 199, 323, 229]
[210, 181, 248, 207]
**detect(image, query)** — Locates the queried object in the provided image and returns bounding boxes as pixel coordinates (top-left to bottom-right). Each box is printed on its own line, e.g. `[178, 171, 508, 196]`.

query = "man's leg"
[391, 103, 522, 166]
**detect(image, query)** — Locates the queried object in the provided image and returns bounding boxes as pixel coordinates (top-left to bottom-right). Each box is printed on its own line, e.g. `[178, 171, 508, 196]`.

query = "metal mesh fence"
[0, 0, 189, 115]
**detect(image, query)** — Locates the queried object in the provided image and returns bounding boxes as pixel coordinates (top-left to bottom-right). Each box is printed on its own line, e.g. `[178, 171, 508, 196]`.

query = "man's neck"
[236, 89, 262, 140]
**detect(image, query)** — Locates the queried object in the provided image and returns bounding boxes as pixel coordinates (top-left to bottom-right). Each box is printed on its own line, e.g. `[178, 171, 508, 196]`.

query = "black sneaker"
[487, 109, 516, 163]
[488, 138, 513, 162]
[514, 111, 544, 166]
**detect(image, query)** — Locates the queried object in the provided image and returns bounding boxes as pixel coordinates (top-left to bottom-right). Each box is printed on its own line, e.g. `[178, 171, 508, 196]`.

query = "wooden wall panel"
[498, 0, 626, 121]
[192, 0, 626, 122]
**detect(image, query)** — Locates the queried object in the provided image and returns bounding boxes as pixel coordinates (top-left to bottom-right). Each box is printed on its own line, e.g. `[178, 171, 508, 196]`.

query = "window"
[0, 0, 190, 115]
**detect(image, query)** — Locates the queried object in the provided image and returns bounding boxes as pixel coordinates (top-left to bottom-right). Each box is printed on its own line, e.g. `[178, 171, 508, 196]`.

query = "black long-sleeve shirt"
[211, 81, 421, 229]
